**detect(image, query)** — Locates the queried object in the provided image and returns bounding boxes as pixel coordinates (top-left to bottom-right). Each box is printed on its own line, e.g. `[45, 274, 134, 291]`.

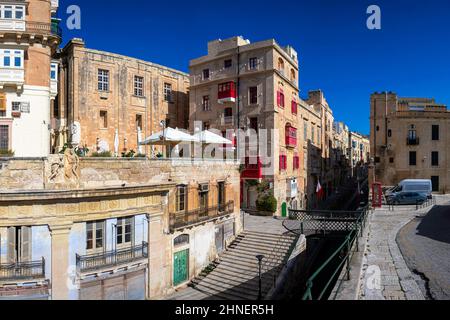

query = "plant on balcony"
[0, 149, 14, 157]
[59, 143, 89, 157]
[91, 151, 112, 157]
[256, 193, 277, 213]
[122, 149, 136, 158]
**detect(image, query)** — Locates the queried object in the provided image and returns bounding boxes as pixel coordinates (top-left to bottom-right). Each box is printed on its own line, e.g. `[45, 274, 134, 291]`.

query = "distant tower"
[0, 0, 61, 156]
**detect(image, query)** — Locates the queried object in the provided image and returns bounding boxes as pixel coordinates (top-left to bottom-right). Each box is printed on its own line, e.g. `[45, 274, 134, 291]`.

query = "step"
[231, 238, 294, 250]
[193, 273, 266, 295]
[193, 281, 259, 300]
[224, 245, 288, 258]
[220, 252, 286, 267]
[243, 230, 295, 239]
[228, 241, 292, 254]
[241, 232, 297, 242]
[199, 264, 277, 284]
[216, 259, 283, 274]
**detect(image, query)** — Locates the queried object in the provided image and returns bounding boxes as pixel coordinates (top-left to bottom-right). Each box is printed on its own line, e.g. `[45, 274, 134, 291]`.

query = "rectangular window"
[202, 95, 210, 111]
[50, 63, 58, 80]
[98, 69, 109, 91]
[0, 50, 23, 68]
[249, 87, 258, 104]
[250, 117, 258, 132]
[3, 6, 13, 19]
[100, 110, 107, 128]
[117, 217, 134, 246]
[409, 151, 417, 166]
[11, 101, 21, 112]
[431, 151, 439, 166]
[218, 182, 225, 207]
[249, 57, 258, 70]
[15, 6, 24, 19]
[202, 69, 210, 80]
[177, 185, 187, 212]
[134, 76, 144, 97]
[291, 100, 297, 114]
[432, 125, 439, 141]
[224, 59, 232, 68]
[0, 125, 9, 149]
[277, 90, 285, 108]
[431, 176, 439, 192]
[279, 155, 287, 171]
[303, 121, 308, 140]
[164, 83, 173, 102]
[86, 221, 104, 252]
[136, 114, 142, 130]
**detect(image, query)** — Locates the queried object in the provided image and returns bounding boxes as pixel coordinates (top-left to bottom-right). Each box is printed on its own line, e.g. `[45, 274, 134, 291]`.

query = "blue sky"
[59, 0, 450, 135]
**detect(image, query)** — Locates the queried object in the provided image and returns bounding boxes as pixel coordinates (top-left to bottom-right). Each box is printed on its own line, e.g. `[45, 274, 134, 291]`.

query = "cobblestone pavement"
[359, 196, 450, 300]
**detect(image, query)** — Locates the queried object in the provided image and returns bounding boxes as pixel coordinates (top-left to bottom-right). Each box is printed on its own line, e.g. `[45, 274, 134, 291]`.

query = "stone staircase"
[188, 230, 298, 300]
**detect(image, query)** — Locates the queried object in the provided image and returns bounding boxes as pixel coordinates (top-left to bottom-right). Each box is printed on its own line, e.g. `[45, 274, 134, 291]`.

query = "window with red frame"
[291, 100, 297, 114]
[279, 154, 287, 171]
[277, 90, 285, 108]
[293, 154, 300, 170]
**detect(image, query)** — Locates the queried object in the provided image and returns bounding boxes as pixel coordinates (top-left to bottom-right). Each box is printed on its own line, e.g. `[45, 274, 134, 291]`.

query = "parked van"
[386, 179, 433, 199]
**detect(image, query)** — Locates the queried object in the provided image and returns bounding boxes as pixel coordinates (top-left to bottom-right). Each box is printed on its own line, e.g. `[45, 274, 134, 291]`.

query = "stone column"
[147, 212, 167, 299]
[49, 224, 72, 300]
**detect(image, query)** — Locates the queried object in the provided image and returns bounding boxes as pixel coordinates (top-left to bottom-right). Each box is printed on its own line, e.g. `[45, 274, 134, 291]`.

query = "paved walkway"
[359, 195, 450, 300]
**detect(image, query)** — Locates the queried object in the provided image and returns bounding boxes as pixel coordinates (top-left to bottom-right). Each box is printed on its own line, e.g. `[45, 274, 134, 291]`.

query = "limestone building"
[370, 92, 449, 193]
[0, 156, 240, 300]
[0, 0, 61, 157]
[189, 36, 303, 215]
[54, 39, 190, 155]
[349, 131, 370, 176]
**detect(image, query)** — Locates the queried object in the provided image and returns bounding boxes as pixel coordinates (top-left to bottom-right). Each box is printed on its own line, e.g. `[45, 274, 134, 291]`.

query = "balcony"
[170, 201, 235, 231]
[0, 258, 45, 283]
[218, 82, 236, 104]
[76, 242, 148, 274]
[285, 126, 297, 148]
[0, 68, 24, 86]
[241, 157, 263, 179]
[407, 137, 419, 146]
[0, 19, 25, 31]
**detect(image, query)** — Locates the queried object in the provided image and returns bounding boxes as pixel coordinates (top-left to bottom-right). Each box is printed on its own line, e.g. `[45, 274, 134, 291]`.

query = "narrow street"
[397, 201, 450, 300]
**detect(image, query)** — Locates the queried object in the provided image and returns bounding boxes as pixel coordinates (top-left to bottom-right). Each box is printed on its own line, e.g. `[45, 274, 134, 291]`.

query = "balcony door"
[7, 226, 31, 264]
[86, 221, 105, 254]
[218, 182, 225, 210]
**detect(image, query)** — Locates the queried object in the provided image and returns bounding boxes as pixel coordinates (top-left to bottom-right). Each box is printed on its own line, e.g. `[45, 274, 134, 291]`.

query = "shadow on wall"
[416, 205, 450, 244]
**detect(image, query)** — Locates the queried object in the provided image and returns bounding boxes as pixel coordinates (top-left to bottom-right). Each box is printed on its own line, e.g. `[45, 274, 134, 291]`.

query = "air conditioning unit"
[199, 184, 209, 192]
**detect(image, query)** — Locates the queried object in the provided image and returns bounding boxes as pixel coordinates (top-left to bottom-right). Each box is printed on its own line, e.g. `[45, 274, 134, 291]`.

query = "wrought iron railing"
[0, 257, 45, 281]
[301, 207, 370, 300]
[170, 201, 235, 230]
[76, 242, 148, 273]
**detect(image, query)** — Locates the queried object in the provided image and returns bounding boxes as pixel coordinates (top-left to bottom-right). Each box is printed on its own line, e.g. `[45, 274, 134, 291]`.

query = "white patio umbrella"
[140, 127, 198, 145]
[114, 129, 119, 156]
[194, 130, 233, 145]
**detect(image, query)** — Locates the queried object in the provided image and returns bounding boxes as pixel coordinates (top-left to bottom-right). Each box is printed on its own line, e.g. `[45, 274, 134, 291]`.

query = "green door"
[282, 202, 287, 218]
[173, 249, 189, 286]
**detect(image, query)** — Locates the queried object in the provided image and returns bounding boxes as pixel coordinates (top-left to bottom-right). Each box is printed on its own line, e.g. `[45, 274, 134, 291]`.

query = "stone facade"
[369, 92, 449, 193]
[0, 157, 241, 300]
[53, 39, 190, 156]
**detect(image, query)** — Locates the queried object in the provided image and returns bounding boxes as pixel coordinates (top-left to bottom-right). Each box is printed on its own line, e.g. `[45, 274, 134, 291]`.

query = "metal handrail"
[76, 242, 148, 273]
[302, 207, 369, 300]
[0, 257, 45, 281]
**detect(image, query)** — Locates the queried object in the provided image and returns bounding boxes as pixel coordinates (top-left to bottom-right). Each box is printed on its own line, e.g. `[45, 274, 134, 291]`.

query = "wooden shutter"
[21, 226, 31, 262]
[0, 93, 6, 112]
[7, 227, 16, 263]
[277, 91, 281, 106]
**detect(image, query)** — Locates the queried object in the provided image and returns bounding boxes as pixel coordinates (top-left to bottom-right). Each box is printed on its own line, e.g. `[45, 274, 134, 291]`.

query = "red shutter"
[277, 91, 281, 106]
[292, 100, 297, 114]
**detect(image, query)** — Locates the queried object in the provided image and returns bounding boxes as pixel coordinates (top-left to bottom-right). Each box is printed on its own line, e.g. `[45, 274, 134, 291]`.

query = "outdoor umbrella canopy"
[194, 130, 233, 145]
[139, 127, 198, 145]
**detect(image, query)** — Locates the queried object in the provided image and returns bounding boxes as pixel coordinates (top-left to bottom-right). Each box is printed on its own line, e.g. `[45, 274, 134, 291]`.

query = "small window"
[176, 185, 187, 212]
[387, 129, 392, 137]
[224, 59, 232, 68]
[249, 57, 258, 70]
[3, 6, 13, 19]
[249, 87, 258, 104]
[136, 114, 142, 130]
[376, 126, 380, 131]
[202, 69, 210, 80]
[98, 69, 109, 91]
[164, 83, 173, 102]
[432, 125, 439, 141]
[134, 76, 144, 97]
[431, 151, 439, 166]
[117, 217, 134, 246]
[174, 234, 189, 247]
[15, 6, 24, 20]
[389, 157, 394, 163]
[50, 63, 58, 81]
[409, 151, 417, 166]
[202, 95, 210, 111]
[11, 101, 21, 112]
[250, 117, 258, 132]
[100, 110, 108, 128]
[86, 221, 105, 252]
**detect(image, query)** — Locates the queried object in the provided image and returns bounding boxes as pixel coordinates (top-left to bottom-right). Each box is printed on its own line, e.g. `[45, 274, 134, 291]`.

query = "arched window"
[290, 69, 296, 81]
[174, 234, 189, 247]
[278, 58, 284, 72]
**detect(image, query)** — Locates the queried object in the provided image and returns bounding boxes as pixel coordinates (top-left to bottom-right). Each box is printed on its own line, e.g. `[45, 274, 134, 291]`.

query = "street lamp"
[256, 254, 264, 300]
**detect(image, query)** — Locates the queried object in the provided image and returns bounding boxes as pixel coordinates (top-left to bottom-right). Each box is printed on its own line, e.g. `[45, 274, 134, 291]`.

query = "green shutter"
[173, 249, 189, 286]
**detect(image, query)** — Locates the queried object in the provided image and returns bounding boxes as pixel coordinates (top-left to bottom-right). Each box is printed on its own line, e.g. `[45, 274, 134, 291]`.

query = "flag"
[316, 180, 324, 200]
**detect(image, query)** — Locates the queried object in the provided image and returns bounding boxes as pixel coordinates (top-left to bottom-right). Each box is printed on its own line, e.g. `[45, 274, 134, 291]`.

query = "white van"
[386, 179, 433, 199]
